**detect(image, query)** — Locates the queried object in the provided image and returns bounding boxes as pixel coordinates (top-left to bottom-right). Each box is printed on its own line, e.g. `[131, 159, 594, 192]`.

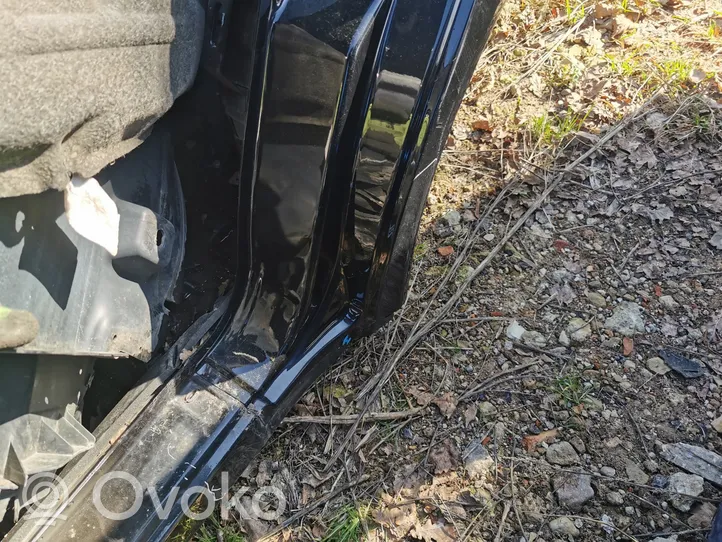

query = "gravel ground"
[189, 1, 722, 540]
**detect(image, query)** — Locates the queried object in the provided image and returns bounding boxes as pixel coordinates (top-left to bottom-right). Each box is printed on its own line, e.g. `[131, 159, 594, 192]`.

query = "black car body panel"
[4, 0, 499, 538]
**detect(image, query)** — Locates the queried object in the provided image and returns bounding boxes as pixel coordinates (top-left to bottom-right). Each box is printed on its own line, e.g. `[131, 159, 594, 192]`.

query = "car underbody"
[0, 0, 499, 539]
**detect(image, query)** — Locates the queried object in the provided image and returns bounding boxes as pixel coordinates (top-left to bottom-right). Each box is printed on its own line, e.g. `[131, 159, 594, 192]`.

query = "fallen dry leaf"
[648, 205, 674, 223]
[522, 428, 559, 452]
[373, 492, 418, 538]
[709, 229, 722, 250]
[437, 245, 454, 257]
[634, 203, 674, 223]
[432, 392, 458, 418]
[644, 111, 668, 132]
[392, 465, 426, 496]
[418, 475, 467, 520]
[429, 439, 459, 474]
[463, 403, 477, 427]
[323, 383, 348, 400]
[472, 117, 491, 131]
[300, 484, 312, 506]
[689, 68, 706, 85]
[365, 528, 389, 542]
[294, 403, 315, 416]
[611, 13, 636, 37]
[553, 239, 571, 252]
[623, 337, 634, 356]
[408, 387, 435, 406]
[311, 522, 325, 539]
[578, 27, 604, 51]
[300, 471, 333, 488]
[703, 311, 722, 344]
[411, 519, 457, 542]
[241, 517, 272, 541]
[594, 1, 620, 18]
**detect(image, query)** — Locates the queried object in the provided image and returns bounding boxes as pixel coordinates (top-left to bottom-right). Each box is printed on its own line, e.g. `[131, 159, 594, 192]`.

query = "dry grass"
[191, 0, 722, 540]
[428, 0, 721, 219]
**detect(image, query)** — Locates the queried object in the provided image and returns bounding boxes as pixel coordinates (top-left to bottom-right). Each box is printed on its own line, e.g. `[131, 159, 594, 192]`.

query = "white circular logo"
[22, 473, 68, 524]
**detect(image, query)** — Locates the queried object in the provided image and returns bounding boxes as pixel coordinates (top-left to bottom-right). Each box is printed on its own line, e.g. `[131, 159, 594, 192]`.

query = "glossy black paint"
[212, 0, 383, 364]
[350, 0, 480, 328]
[5, 0, 499, 539]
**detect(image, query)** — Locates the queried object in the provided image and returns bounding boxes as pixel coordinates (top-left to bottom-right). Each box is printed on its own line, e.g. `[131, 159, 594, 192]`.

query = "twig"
[423, 341, 451, 393]
[680, 270, 722, 279]
[626, 168, 722, 200]
[619, 241, 640, 273]
[626, 492, 695, 533]
[438, 316, 514, 324]
[517, 238, 537, 266]
[535, 293, 558, 312]
[493, 501, 512, 542]
[512, 341, 571, 361]
[369, 418, 413, 455]
[459, 508, 489, 542]
[407, 180, 518, 346]
[551, 468, 722, 503]
[546, 514, 640, 541]
[440, 162, 499, 176]
[325, 90, 664, 472]
[354, 425, 378, 452]
[558, 224, 597, 234]
[509, 443, 528, 542]
[257, 476, 371, 541]
[417, 346, 474, 351]
[382, 496, 487, 510]
[565, 179, 617, 196]
[423, 426, 440, 469]
[626, 407, 649, 456]
[634, 529, 708, 539]
[546, 303, 594, 316]
[283, 408, 423, 425]
[461, 360, 541, 401]
[496, 17, 585, 99]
